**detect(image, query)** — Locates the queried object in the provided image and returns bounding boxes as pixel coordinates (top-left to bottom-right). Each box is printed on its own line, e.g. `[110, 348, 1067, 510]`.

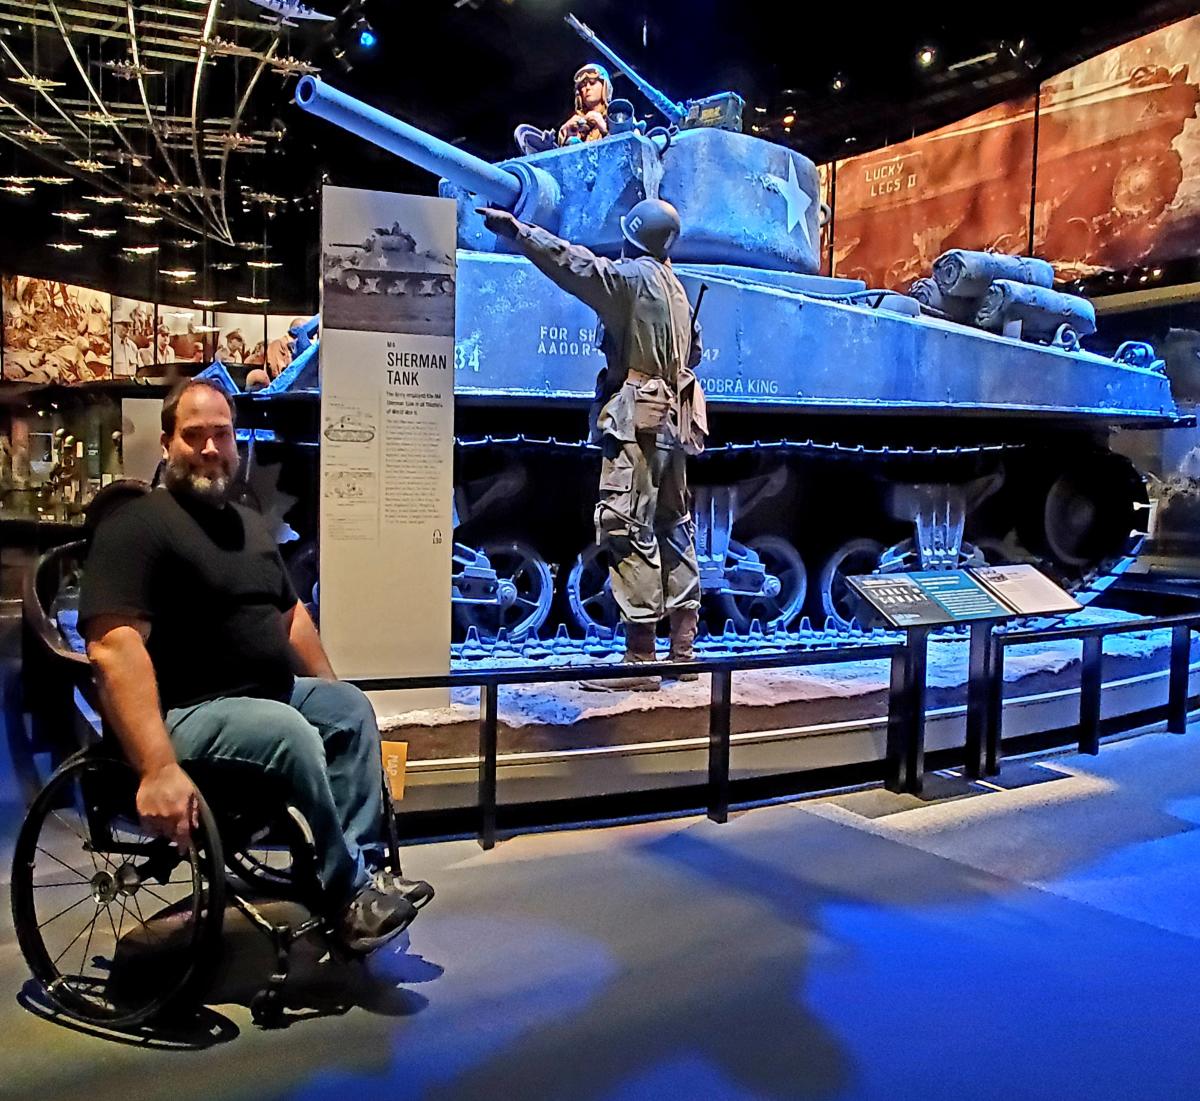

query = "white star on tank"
[765, 157, 812, 247]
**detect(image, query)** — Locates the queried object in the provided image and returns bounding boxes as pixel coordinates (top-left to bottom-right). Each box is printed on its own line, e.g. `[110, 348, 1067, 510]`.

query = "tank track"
[449, 434, 1145, 663]
[455, 434, 1022, 460]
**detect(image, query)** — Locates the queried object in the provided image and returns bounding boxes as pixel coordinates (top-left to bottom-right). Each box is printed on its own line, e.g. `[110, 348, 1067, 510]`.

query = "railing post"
[1168, 623, 1191, 734]
[1079, 635, 1103, 755]
[985, 636, 1005, 776]
[965, 621, 995, 780]
[708, 669, 733, 823]
[478, 682, 499, 850]
[887, 627, 929, 795]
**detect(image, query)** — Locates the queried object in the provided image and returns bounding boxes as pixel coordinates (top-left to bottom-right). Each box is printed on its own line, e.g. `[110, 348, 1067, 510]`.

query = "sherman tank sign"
[319, 185, 456, 709]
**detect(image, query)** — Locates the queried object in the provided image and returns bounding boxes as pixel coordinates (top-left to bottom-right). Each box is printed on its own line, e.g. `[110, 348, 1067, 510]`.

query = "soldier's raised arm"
[476, 208, 631, 320]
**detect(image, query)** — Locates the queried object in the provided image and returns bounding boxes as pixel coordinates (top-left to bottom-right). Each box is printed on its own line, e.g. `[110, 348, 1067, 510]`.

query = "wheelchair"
[12, 483, 410, 1030]
[11, 743, 406, 1029]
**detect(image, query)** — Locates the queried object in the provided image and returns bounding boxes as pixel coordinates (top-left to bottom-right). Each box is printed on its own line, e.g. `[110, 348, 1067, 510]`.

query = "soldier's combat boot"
[667, 607, 700, 681]
[579, 621, 661, 692]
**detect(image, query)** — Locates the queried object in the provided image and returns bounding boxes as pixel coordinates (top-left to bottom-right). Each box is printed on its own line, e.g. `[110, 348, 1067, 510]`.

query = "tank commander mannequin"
[558, 62, 612, 146]
[79, 379, 434, 953]
[514, 61, 613, 155]
[477, 199, 707, 691]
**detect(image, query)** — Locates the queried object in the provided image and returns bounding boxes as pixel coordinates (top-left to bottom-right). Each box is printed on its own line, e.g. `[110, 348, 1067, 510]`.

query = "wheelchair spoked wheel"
[10, 752, 226, 1029]
[223, 805, 313, 902]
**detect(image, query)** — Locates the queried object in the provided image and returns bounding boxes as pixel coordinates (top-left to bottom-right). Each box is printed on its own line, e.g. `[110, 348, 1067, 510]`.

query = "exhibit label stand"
[849, 566, 1080, 792]
[319, 185, 456, 711]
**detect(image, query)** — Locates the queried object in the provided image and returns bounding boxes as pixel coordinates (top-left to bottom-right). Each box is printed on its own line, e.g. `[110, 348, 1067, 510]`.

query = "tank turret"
[294, 74, 821, 272]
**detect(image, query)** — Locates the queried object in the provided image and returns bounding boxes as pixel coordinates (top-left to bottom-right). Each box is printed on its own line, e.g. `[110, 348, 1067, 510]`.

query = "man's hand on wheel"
[137, 763, 199, 851]
[476, 207, 520, 240]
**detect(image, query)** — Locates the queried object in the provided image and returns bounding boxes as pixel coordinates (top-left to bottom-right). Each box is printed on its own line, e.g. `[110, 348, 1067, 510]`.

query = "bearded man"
[79, 379, 433, 953]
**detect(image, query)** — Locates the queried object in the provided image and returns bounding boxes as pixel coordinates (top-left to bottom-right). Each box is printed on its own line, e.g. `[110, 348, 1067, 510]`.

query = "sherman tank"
[286, 31, 1181, 654]
[323, 223, 454, 298]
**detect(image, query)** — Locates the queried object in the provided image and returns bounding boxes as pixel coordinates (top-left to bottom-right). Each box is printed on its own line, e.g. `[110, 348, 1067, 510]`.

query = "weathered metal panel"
[452, 252, 1178, 422]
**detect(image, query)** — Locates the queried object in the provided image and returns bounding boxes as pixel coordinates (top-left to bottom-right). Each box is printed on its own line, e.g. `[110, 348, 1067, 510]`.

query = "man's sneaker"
[371, 869, 435, 911]
[337, 877, 419, 954]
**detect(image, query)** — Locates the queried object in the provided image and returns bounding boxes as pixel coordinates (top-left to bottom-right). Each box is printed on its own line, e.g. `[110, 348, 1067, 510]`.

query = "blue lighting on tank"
[358, 27, 377, 49]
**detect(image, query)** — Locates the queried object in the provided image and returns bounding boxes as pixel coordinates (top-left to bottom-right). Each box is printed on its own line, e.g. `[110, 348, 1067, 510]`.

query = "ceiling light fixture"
[916, 45, 937, 68]
[68, 158, 113, 172]
[237, 294, 270, 305]
[1, 184, 34, 195]
[126, 214, 163, 225]
[16, 127, 59, 144]
[48, 242, 83, 252]
[79, 111, 126, 125]
[160, 268, 196, 279]
[246, 259, 282, 269]
[80, 227, 117, 237]
[9, 75, 66, 89]
[52, 210, 89, 222]
[83, 194, 123, 205]
[193, 298, 226, 308]
[121, 245, 159, 257]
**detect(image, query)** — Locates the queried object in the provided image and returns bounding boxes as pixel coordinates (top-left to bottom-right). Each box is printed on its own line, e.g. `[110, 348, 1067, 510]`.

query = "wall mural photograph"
[1035, 16, 1200, 278]
[157, 305, 211, 372]
[833, 97, 1036, 289]
[1, 276, 112, 384]
[824, 12, 1200, 289]
[110, 296, 156, 379]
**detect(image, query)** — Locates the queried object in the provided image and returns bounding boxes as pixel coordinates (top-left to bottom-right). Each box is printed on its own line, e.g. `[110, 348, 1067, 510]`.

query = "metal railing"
[352, 593, 1200, 849]
[970, 610, 1199, 777]
[349, 637, 931, 849]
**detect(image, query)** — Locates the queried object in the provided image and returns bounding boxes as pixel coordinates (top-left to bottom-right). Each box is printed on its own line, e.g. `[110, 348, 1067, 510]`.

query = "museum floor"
[3, 663, 1200, 1098]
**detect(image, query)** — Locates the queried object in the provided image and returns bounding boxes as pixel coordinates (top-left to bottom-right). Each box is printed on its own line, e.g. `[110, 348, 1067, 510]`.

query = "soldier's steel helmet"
[620, 198, 682, 260]
[573, 63, 613, 105]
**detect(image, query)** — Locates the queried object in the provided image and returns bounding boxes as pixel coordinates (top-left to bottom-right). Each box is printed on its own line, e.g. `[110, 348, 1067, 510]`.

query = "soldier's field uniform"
[483, 199, 707, 688]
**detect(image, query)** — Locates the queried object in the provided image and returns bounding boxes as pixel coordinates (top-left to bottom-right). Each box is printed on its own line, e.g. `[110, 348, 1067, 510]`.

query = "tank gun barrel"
[564, 13, 686, 126]
[294, 76, 521, 209]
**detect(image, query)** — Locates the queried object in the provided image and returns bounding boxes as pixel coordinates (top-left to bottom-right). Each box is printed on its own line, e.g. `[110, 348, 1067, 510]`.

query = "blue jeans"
[165, 678, 383, 910]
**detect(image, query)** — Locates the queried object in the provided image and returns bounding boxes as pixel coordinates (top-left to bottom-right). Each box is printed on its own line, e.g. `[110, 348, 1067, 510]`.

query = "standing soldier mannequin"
[478, 199, 707, 691]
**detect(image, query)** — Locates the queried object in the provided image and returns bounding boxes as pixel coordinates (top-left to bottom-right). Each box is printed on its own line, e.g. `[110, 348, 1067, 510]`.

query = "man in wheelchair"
[78, 378, 433, 954]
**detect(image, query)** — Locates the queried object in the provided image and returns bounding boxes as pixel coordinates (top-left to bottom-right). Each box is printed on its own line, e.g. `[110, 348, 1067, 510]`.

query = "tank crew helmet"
[573, 63, 613, 111]
[620, 198, 682, 261]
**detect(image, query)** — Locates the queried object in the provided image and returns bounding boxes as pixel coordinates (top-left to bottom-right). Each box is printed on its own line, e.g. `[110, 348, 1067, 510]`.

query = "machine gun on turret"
[564, 12, 745, 133]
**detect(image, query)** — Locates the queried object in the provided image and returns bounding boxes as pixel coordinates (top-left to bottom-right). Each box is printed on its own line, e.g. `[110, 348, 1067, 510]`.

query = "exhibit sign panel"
[319, 185, 456, 709]
[849, 566, 1078, 627]
[971, 565, 1080, 616]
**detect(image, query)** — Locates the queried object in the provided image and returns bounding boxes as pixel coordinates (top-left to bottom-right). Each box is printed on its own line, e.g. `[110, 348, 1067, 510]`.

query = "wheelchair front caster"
[250, 987, 285, 1028]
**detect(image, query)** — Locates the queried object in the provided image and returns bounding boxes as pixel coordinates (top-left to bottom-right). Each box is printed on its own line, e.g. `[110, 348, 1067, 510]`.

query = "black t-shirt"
[79, 487, 299, 711]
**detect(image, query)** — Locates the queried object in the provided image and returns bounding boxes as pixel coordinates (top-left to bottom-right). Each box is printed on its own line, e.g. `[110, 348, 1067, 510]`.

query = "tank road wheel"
[716, 535, 807, 632]
[1111, 151, 1183, 222]
[817, 538, 884, 629]
[453, 539, 553, 641]
[343, 271, 362, 293]
[566, 543, 621, 639]
[1040, 455, 1149, 570]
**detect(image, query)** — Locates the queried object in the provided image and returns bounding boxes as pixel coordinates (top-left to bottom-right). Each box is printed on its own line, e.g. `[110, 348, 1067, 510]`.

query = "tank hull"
[453, 252, 1177, 424]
